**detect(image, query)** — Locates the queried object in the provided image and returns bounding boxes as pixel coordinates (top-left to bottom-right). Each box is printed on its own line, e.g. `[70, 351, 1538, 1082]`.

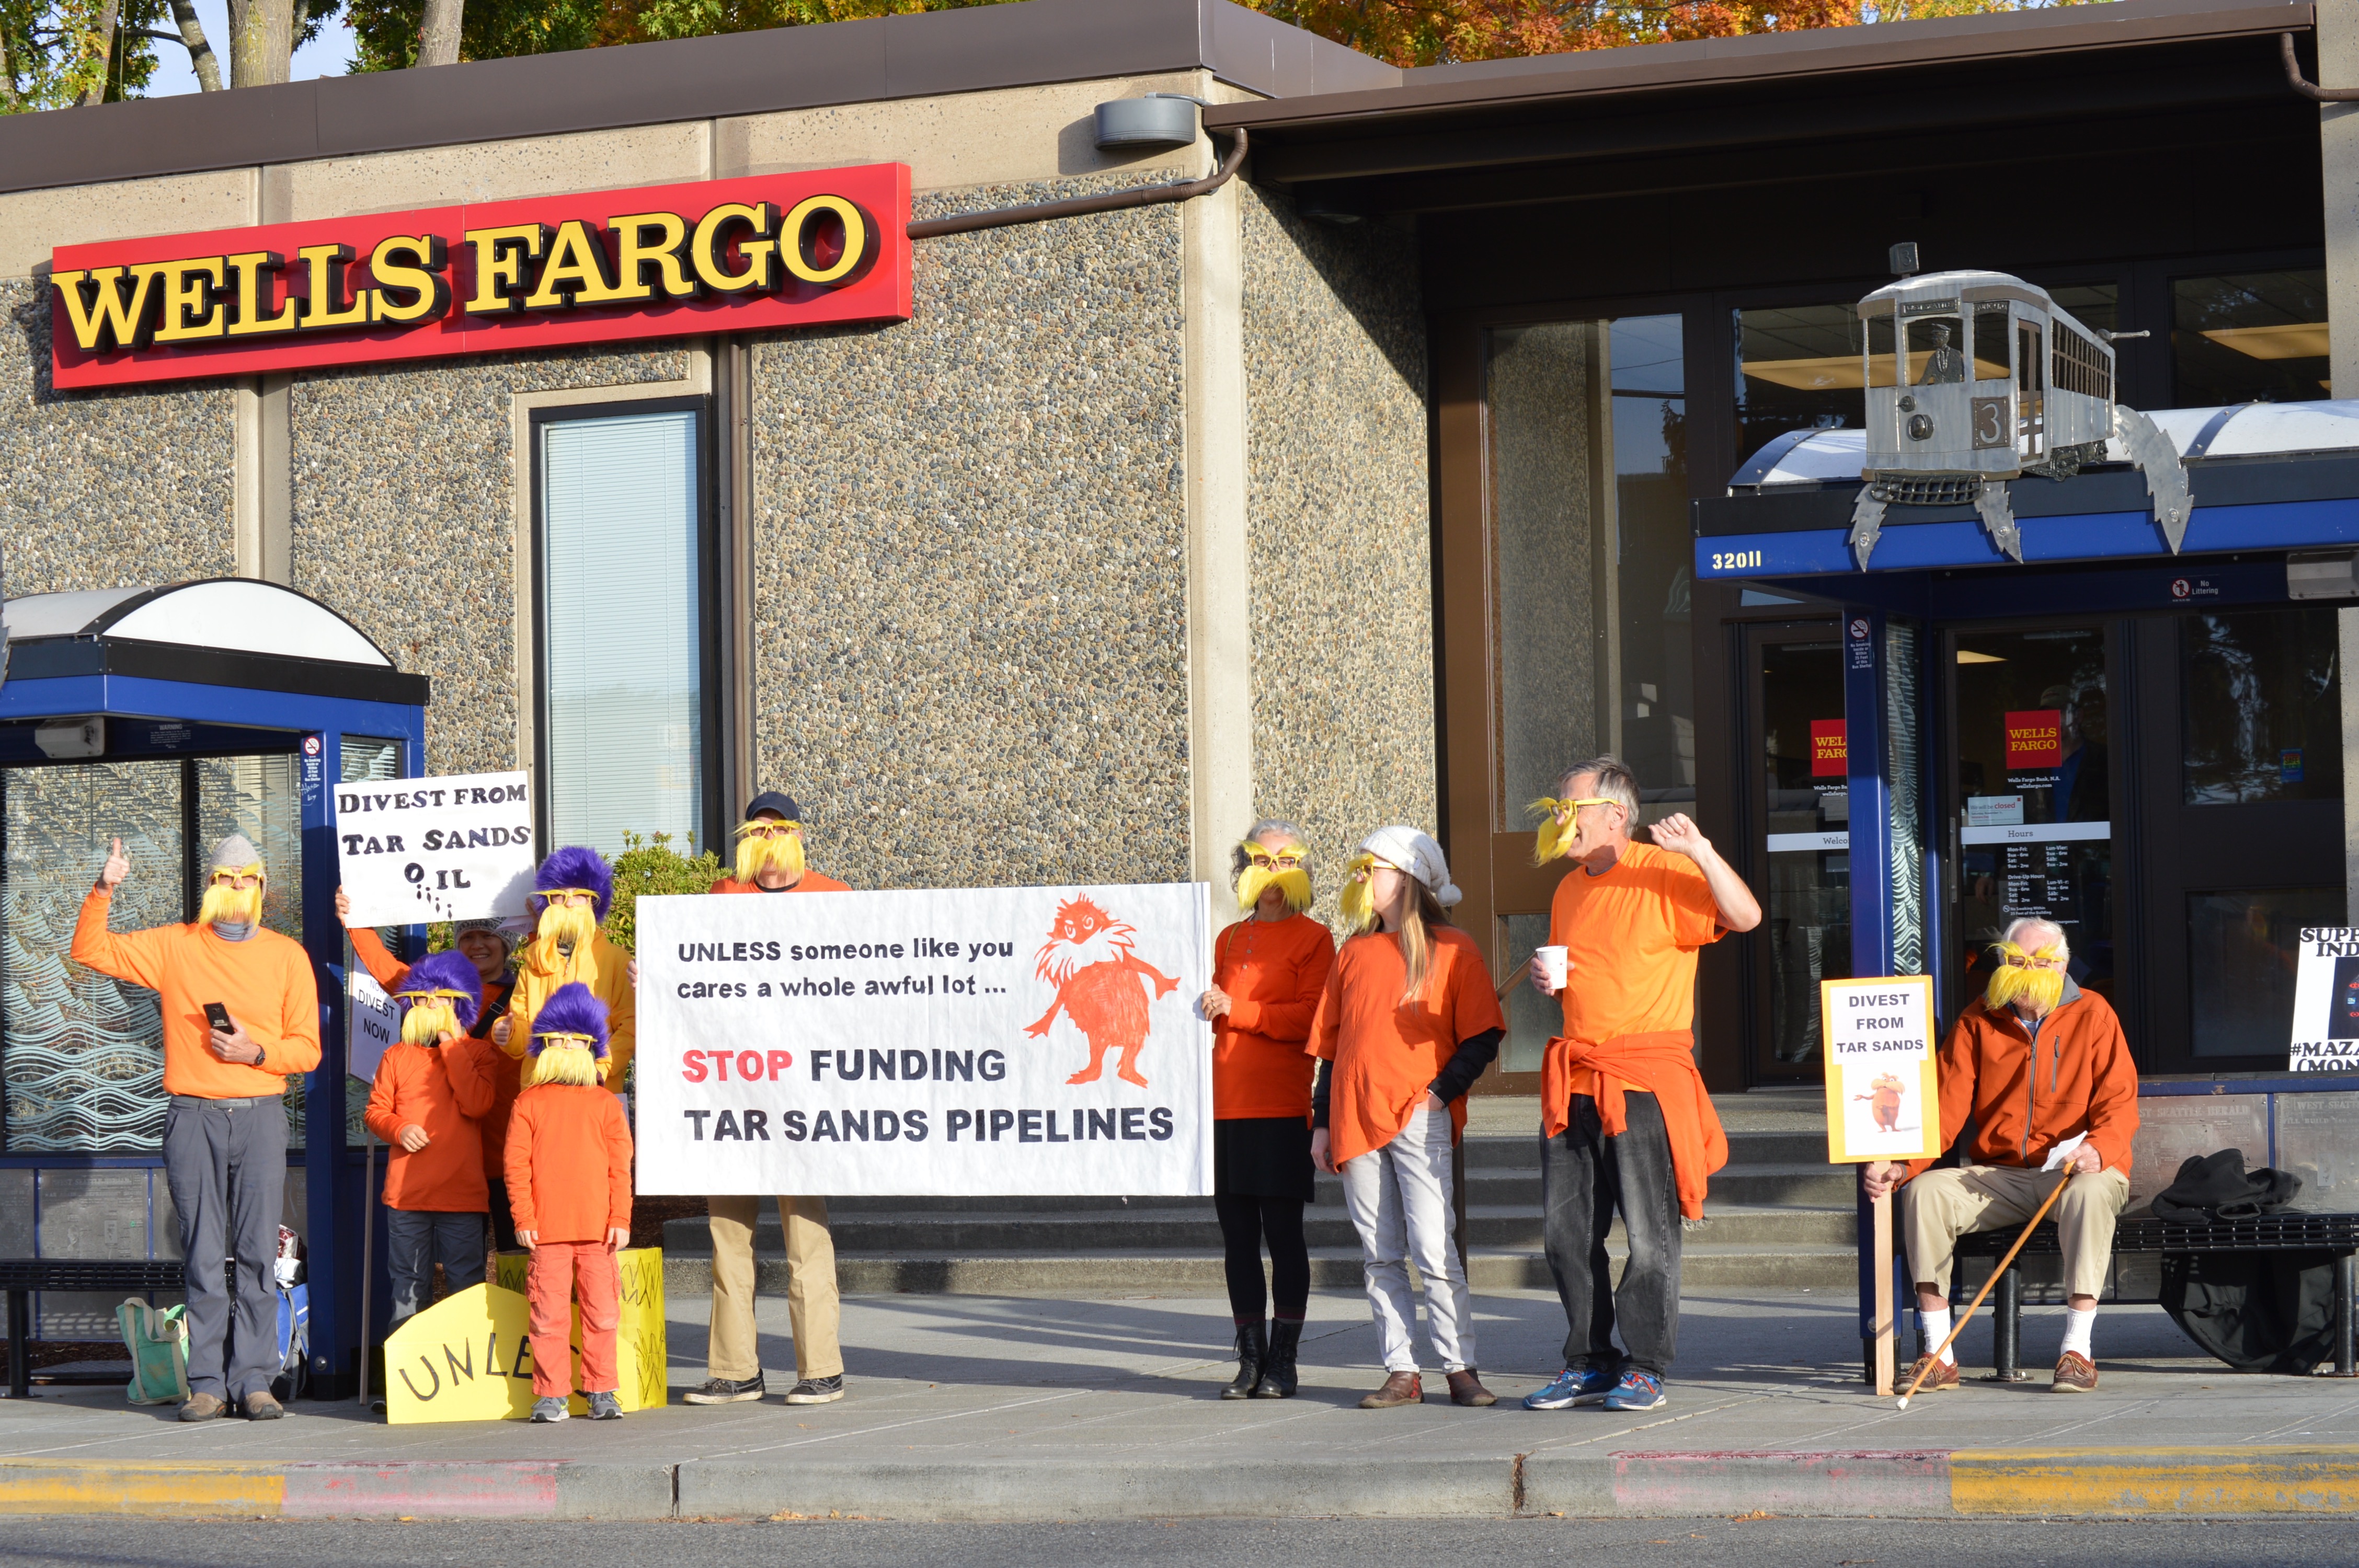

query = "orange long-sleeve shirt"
[504, 1082, 634, 1244]
[709, 871, 851, 895]
[1212, 913, 1334, 1121]
[72, 889, 321, 1098]
[349, 927, 523, 1185]
[505, 929, 636, 1095]
[365, 1036, 498, 1212]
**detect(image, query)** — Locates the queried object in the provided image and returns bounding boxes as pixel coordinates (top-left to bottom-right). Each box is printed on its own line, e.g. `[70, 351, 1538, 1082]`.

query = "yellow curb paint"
[0, 1460, 286, 1517]
[1952, 1446, 2359, 1514]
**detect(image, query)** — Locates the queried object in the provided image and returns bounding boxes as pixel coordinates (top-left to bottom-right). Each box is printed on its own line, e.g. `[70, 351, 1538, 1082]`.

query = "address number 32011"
[1709, 549, 1764, 572]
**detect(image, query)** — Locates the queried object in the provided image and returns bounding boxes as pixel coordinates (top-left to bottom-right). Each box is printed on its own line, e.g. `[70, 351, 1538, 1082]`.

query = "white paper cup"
[1535, 946, 1569, 990]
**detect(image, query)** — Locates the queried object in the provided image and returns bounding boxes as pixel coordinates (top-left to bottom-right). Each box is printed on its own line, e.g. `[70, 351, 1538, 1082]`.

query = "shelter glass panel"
[541, 408, 707, 858]
[2180, 608, 2342, 805]
[1759, 638, 1848, 1067]
[1, 760, 181, 1153]
[2173, 271, 2330, 405]
[2188, 887, 2343, 1058]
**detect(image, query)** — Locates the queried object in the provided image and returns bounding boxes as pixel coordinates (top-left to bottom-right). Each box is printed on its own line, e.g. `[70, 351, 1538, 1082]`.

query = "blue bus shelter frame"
[0, 667, 425, 1396]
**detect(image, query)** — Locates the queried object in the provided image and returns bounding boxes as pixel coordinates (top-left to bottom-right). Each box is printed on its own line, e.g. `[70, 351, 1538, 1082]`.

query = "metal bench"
[0, 1259, 189, 1399]
[1954, 1213, 2359, 1378]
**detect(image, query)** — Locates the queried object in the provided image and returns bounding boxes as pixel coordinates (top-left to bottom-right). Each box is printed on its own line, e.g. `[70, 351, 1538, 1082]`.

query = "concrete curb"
[2, 1447, 2355, 1519]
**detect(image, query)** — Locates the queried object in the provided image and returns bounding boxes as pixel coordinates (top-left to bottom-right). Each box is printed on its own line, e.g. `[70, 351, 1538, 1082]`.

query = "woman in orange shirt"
[1199, 820, 1335, 1401]
[1309, 827, 1505, 1410]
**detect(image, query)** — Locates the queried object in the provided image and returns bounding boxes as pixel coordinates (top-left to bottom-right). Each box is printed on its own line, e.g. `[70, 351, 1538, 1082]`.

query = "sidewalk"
[0, 1286, 2354, 1519]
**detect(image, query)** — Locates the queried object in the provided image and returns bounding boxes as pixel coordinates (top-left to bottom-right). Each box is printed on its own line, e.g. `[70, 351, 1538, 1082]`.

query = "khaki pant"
[1903, 1163, 2131, 1300]
[705, 1195, 842, 1381]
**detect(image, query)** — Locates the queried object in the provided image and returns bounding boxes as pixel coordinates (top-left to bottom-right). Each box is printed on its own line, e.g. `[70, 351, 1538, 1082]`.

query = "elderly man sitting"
[1863, 917, 2138, 1393]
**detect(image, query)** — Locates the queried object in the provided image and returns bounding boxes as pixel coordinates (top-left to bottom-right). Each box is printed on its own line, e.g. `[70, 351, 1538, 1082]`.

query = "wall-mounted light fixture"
[1094, 92, 1210, 151]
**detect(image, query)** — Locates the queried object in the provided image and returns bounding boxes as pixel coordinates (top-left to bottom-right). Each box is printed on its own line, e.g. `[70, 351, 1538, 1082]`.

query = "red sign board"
[2005, 709, 2063, 771]
[1810, 719, 1847, 778]
[48, 164, 912, 389]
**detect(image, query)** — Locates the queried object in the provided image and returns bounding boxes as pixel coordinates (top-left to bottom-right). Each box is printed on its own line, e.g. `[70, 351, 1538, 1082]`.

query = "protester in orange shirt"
[363, 951, 497, 1343]
[1308, 827, 1504, 1411]
[338, 890, 528, 1248]
[1523, 756, 1759, 1416]
[506, 982, 635, 1424]
[72, 833, 321, 1423]
[688, 792, 853, 1410]
[1199, 819, 1335, 1400]
[493, 848, 636, 1100]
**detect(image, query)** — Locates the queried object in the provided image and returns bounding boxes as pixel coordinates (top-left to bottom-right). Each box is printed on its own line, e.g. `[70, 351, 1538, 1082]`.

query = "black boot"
[1255, 1318, 1302, 1399]
[1221, 1320, 1268, 1399]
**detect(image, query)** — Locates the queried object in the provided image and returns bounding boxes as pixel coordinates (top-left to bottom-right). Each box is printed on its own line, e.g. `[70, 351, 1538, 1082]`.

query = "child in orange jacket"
[506, 981, 635, 1424]
[364, 951, 497, 1333]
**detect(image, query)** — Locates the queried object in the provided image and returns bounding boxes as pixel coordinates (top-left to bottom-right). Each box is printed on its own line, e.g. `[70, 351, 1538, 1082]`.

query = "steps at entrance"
[661, 1090, 1856, 1297]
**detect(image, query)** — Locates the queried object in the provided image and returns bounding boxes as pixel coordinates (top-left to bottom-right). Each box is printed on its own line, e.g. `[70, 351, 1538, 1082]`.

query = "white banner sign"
[335, 769, 535, 927]
[2288, 926, 2359, 1073]
[635, 883, 1215, 1196]
[348, 967, 398, 1086]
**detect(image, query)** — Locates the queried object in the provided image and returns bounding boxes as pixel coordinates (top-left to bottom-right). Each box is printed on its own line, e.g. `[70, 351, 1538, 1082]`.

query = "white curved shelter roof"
[2, 580, 392, 667]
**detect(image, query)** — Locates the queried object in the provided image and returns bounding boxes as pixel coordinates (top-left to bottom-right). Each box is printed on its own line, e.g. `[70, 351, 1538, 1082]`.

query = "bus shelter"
[0, 579, 426, 1396]
[1699, 401, 2359, 1366]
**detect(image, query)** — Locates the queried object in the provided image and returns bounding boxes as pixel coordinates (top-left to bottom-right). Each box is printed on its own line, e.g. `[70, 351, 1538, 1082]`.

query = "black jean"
[1541, 1090, 1682, 1376]
[1213, 1194, 1310, 1321]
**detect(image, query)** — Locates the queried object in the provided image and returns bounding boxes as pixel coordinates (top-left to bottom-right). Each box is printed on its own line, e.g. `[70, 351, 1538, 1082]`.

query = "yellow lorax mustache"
[536, 898, 598, 952]
[400, 998, 462, 1046]
[197, 872, 264, 928]
[1338, 852, 1382, 933]
[1529, 798, 1575, 866]
[1986, 942, 2067, 1016]
[734, 819, 806, 884]
[1234, 840, 1311, 914]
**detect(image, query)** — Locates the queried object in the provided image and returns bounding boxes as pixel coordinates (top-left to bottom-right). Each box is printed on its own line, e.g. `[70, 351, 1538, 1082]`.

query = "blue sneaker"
[1601, 1368, 1666, 1412]
[1522, 1364, 1619, 1410]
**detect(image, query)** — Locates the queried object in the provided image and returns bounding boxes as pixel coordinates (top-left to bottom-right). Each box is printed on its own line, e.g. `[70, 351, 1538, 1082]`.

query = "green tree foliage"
[345, 0, 1019, 73]
[2, 0, 336, 111]
[602, 829, 723, 956]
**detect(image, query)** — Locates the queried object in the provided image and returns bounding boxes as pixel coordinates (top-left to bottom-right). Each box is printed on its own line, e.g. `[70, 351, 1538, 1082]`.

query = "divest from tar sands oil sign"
[48, 163, 911, 389]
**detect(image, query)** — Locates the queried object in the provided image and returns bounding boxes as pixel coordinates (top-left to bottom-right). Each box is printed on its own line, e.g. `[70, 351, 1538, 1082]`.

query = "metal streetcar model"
[1847, 242, 2191, 568]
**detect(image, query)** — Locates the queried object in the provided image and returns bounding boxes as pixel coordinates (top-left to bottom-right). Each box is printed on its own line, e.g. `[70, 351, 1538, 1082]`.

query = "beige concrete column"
[234, 166, 293, 583]
[1181, 140, 1254, 907]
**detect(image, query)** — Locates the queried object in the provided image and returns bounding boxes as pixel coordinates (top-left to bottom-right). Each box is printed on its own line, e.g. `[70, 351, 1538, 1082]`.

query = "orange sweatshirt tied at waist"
[1542, 1031, 1728, 1220]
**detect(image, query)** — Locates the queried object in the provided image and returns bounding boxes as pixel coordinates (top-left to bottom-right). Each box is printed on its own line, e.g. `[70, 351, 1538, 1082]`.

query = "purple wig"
[531, 846, 613, 922]
[529, 981, 610, 1057]
[394, 951, 483, 1031]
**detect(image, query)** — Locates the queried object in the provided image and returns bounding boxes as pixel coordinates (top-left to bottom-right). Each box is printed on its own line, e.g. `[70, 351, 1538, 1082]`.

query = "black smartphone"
[203, 1002, 233, 1034]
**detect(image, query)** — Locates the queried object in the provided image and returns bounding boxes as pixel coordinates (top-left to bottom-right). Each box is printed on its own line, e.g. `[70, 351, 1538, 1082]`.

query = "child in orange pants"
[505, 981, 634, 1423]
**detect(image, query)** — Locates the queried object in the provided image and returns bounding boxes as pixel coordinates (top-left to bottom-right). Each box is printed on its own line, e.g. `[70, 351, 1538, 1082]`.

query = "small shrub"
[604, 830, 724, 954]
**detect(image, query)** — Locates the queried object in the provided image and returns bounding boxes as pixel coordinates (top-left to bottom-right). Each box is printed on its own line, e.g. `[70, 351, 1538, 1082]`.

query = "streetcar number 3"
[1710, 550, 1763, 571]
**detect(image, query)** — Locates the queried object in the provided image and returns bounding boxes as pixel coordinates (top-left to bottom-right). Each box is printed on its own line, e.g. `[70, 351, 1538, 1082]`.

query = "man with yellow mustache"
[72, 833, 321, 1423]
[1863, 917, 2138, 1393]
[688, 792, 851, 1409]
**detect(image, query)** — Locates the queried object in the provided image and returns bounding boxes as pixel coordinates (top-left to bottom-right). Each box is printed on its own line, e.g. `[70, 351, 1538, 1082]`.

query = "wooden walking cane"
[1895, 1166, 2076, 1410]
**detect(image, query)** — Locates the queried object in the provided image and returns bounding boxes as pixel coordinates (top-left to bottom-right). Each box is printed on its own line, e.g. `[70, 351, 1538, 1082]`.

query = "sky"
[143, 0, 359, 96]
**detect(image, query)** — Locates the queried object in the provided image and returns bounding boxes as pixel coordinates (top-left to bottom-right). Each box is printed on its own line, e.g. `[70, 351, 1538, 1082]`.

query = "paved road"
[0, 1515, 2346, 1566]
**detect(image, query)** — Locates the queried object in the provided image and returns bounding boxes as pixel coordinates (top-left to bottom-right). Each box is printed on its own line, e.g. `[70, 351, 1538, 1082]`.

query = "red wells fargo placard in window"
[2005, 709, 2063, 771]
[1810, 719, 1847, 777]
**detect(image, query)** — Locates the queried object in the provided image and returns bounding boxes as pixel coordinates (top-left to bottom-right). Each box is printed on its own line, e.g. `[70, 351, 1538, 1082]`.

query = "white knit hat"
[1356, 826, 1462, 908]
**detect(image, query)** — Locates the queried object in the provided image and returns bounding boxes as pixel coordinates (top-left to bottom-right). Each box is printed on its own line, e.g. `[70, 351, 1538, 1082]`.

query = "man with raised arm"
[72, 834, 321, 1422]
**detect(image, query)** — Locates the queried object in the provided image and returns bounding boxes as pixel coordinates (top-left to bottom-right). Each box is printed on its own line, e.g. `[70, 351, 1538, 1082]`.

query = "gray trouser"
[1339, 1102, 1474, 1375]
[162, 1094, 288, 1401]
[386, 1208, 488, 1329]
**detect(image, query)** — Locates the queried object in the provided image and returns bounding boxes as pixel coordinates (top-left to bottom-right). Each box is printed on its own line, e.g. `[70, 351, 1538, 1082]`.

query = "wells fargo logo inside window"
[1810, 719, 1847, 778]
[2005, 708, 2063, 771]
[48, 165, 911, 389]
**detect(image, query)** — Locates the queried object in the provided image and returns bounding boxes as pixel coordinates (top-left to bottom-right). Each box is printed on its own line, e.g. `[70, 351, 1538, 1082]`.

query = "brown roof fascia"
[0, 0, 1394, 199]
[1203, 0, 2314, 134]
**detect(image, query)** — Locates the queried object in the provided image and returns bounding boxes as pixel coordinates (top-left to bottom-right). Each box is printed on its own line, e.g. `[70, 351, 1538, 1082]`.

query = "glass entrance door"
[1745, 624, 1850, 1079]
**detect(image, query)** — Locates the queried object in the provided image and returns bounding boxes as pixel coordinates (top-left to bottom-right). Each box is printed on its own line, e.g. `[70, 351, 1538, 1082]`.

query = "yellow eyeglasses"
[209, 868, 262, 888]
[398, 987, 472, 1006]
[1531, 796, 1620, 822]
[735, 820, 803, 839]
[1242, 847, 1306, 871]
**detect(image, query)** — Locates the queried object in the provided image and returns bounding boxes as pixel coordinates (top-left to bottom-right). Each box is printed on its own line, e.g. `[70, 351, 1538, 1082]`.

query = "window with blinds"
[537, 406, 711, 858]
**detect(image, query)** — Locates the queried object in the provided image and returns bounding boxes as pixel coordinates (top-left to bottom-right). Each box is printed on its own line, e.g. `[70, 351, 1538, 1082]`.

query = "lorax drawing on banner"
[1025, 895, 1182, 1088]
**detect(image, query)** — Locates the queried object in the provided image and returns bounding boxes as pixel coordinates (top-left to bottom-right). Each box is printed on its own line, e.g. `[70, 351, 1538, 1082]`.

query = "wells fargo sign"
[48, 163, 911, 389]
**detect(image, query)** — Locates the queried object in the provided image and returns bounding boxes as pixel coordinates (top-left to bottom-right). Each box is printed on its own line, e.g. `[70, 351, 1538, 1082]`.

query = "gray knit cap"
[209, 834, 262, 876]
[452, 917, 513, 952]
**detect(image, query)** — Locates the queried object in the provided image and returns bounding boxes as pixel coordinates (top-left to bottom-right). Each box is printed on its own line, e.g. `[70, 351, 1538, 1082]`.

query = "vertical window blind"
[541, 409, 705, 857]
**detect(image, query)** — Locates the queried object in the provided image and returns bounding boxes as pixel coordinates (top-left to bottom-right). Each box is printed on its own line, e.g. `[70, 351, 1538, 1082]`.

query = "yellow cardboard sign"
[493, 1246, 668, 1414]
[382, 1283, 538, 1424]
[1819, 975, 1941, 1164]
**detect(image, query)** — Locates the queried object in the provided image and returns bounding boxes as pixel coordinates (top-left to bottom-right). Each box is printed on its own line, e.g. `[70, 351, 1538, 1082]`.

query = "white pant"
[1339, 1102, 1474, 1374]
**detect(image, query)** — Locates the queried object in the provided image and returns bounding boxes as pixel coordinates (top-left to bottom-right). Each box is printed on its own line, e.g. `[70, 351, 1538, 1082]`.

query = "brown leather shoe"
[1447, 1369, 1497, 1408]
[243, 1391, 285, 1421]
[1359, 1371, 1423, 1409]
[1904, 1354, 1961, 1393]
[2051, 1351, 2098, 1392]
[178, 1393, 227, 1423]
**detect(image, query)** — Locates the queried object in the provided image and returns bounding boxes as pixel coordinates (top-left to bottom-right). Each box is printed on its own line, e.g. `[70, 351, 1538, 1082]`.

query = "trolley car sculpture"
[1847, 245, 2191, 568]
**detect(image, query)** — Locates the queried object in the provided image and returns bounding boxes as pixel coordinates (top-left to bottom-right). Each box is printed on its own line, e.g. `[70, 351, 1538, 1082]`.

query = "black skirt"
[1213, 1116, 1315, 1202]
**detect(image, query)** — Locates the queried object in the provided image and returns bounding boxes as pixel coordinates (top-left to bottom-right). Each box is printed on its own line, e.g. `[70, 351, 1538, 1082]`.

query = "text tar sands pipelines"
[679, 1105, 1177, 1144]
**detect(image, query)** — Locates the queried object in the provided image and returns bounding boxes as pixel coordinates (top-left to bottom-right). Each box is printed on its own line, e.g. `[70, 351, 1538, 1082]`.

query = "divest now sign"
[48, 163, 911, 389]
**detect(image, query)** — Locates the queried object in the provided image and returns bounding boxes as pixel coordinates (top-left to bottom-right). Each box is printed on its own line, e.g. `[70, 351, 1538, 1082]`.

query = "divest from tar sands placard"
[1819, 976, 1940, 1163]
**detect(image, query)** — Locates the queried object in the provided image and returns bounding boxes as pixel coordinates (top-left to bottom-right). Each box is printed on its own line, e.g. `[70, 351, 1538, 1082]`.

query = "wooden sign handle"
[1872, 1187, 1895, 1397]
